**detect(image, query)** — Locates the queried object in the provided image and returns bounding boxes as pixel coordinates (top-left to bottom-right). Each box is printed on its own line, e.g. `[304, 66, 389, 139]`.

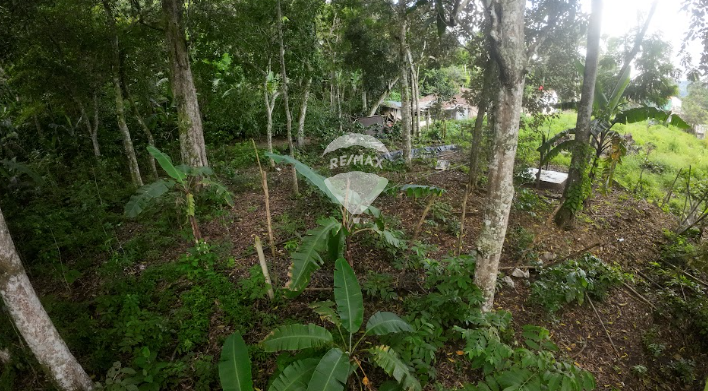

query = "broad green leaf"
[124, 179, 175, 218]
[147, 146, 186, 184]
[262, 324, 333, 352]
[306, 348, 350, 391]
[334, 258, 364, 334]
[201, 178, 234, 206]
[0, 159, 45, 187]
[400, 184, 445, 198]
[269, 358, 319, 391]
[369, 345, 421, 391]
[607, 72, 630, 113]
[366, 312, 413, 336]
[327, 228, 346, 262]
[286, 217, 342, 297]
[309, 301, 341, 326]
[218, 332, 253, 391]
[266, 153, 339, 204]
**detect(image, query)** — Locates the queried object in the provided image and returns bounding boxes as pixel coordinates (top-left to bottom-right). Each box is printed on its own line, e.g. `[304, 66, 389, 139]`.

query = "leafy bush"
[455, 311, 595, 391]
[363, 272, 398, 301]
[530, 254, 624, 313]
[218, 259, 420, 391]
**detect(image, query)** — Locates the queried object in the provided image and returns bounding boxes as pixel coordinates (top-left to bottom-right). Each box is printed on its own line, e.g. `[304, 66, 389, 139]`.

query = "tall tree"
[473, 0, 527, 312]
[399, 0, 413, 166]
[0, 206, 93, 391]
[554, 0, 603, 228]
[162, 0, 208, 168]
[277, 0, 299, 195]
[102, 0, 143, 187]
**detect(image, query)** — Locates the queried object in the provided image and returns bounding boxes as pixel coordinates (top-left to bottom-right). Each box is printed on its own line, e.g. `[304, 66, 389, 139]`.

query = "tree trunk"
[0, 207, 93, 391]
[297, 77, 312, 148]
[277, 0, 298, 195]
[264, 70, 279, 168]
[78, 100, 101, 158]
[162, 0, 208, 168]
[468, 58, 495, 188]
[102, 0, 142, 187]
[362, 89, 367, 113]
[473, 0, 526, 312]
[368, 77, 399, 117]
[554, 0, 603, 228]
[399, 2, 412, 166]
[122, 81, 159, 180]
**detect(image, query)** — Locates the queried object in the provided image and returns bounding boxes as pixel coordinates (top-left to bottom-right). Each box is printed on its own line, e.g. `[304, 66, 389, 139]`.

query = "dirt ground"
[206, 145, 706, 391]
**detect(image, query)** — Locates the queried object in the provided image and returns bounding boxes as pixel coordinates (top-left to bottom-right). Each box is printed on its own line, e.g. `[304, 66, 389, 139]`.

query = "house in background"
[377, 87, 478, 125]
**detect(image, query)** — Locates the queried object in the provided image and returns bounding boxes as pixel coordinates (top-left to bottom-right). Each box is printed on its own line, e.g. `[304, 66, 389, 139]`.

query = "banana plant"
[266, 153, 405, 297]
[124, 146, 233, 242]
[219, 258, 421, 391]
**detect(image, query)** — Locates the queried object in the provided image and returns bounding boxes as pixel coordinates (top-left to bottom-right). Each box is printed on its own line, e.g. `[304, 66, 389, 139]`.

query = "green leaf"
[269, 358, 319, 391]
[262, 324, 333, 352]
[147, 146, 186, 184]
[306, 348, 350, 391]
[124, 179, 175, 218]
[218, 332, 253, 391]
[365, 312, 413, 336]
[369, 345, 421, 391]
[334, 258, 364, 334]
[201, 178, 234, 206]
[266, 153, 339, 204]
[286, 217, 342, 296]
[309, 301, 342, 326]
[400, 184, 445, 199]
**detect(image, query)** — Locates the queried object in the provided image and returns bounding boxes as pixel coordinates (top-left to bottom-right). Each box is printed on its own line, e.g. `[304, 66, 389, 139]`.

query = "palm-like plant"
[124, 146, 233, 242]
[266, 153, 405, 297]
[219, 258, 421, 391]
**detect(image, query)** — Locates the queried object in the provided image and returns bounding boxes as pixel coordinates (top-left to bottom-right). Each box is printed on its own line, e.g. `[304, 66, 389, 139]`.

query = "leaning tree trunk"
[473, 0, 527, 312]
[554, 0, 603, 228]
[78, 100, 101, 158]
[468, 58, 495, 188]
[297, 77, 312, 148]
[368, 77, 399, 117]
[123, 82, 159, 180]
[162, 0, 208, 168]
[103, 0, 143, 187]
[277, 0, 298, 195]
[0, 207, 93, 391]
[399, 2, 412, 166]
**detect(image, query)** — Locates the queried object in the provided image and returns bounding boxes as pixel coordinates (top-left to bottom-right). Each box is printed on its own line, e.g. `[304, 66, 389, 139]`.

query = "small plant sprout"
[124, 146, 233, 243]
[400, 184, 446, 240]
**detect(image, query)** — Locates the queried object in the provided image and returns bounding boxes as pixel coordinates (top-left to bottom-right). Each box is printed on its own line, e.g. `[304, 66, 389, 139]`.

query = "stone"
[502, 276, 515, 288]
[511, 268, 530, 278]
[525, 168, 568, 192]
[435, 160, 450, 171]
[540, 252, 556, 262]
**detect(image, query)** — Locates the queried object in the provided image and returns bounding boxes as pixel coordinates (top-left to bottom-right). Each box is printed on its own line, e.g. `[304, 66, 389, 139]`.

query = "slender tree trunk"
[399, 2, 412, 166]
[264, 70, 279, 168]
[554, 0, 603, 228]
[162, 0, 208, 168]
[78, 101, 101, 158]
[277, 0, 298, 195]
[473, 0, 526, 312]
[362, 89, 367, 113]
[368, 77, 399, 117]
[468, 58, 495, 188]
[123, 86, 158, 180]
[297, 77, 312, 148]
[102, 0, 142, 187]
[0, 207, 93, 391]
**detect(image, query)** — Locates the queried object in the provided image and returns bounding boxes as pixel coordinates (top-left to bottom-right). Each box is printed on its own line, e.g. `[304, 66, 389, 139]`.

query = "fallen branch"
[621, 282, 656, 310]
[587, 293, 620, 357]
